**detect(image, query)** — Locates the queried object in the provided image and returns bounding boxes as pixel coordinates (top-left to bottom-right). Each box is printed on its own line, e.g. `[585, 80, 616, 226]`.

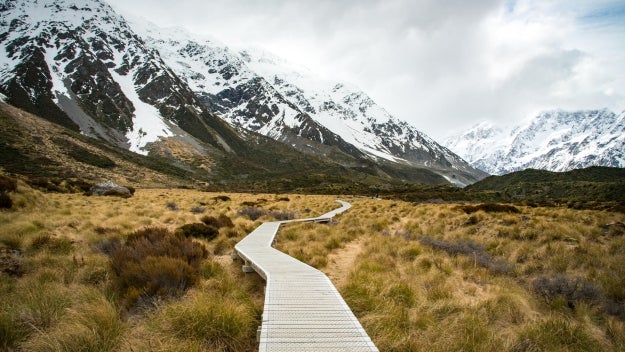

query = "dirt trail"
[325, 238, 365, 287]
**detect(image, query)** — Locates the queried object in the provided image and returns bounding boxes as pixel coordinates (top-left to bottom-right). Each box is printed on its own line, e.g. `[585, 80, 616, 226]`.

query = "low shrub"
[456, 203, 520, 214]
[225, 228, 241, 238]
[270, 210, 296, 221]
[419, 236, 514, 274]
[96, 236, 121, 255]
[165, 201, 179, 211]
[0, 192, 11, 209]
[238, 207, 267, 220]
[190, 206, 206, 214]
[0, 247, 22, 276]
[201, 214, 234, 229]
[25, 177, 63, 193]
[532, 275, 603, 309]
[176, 223, 219, 240]
[0, 174, 17, 193]
[213, 195, 231, 202]
[109, 227, 207, 310]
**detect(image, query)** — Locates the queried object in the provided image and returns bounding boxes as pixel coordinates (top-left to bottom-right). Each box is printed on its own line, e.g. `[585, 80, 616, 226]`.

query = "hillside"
[0, 101, 451, 193]
[0, 101, 193, 186]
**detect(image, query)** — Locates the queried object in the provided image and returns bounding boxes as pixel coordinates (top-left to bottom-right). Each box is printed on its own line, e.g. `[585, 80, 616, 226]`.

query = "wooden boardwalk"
[234, 201, 379, 352]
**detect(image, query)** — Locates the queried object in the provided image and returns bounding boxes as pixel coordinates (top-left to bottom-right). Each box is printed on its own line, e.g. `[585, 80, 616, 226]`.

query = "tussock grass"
[21, 290, 124, 352]
[4, 185, 624, 351]
[275, 198, 625, 351]
[0, 186, 335, 350]
[155, 290, 258, 351]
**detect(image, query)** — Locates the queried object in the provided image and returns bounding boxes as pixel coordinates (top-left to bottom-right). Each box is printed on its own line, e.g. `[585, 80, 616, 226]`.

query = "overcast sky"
[106, 0, 625, 140]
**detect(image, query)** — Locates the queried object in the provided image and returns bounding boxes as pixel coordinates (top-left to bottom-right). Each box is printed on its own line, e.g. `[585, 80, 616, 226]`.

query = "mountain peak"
[445, 109, 625, 175]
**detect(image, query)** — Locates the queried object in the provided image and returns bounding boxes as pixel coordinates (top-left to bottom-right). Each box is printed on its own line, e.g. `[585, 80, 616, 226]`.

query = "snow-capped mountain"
[132, 20, 486, 185]
[0, 0, 241, 157]
[0, 0, 485, 185]
[444, 109, 625, 175]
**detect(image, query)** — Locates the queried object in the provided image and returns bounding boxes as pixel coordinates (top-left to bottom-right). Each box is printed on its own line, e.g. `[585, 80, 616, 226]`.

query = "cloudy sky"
[106, 0, 625, 140]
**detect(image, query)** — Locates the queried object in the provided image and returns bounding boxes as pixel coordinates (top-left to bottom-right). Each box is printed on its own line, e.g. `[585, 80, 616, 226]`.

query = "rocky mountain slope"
[0, 0, 484, 186]
[132, 20, 486, 185]
[0, 0, 247, 158]
[444, 109, 625, 175]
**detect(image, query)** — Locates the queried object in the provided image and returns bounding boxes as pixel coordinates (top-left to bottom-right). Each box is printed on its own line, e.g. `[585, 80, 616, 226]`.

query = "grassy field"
[277, 198, 625, 351]
[2, 183, 625, 351]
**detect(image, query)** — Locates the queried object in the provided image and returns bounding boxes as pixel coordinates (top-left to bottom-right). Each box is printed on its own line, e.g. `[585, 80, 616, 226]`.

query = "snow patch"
[44, 47, 70, 103]
[109, 69, 173, 155]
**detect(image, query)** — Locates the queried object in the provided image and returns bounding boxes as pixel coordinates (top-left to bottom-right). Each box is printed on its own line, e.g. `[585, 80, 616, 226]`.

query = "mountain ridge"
[0, 0, 485, 187]
[444, 109, 625, 175]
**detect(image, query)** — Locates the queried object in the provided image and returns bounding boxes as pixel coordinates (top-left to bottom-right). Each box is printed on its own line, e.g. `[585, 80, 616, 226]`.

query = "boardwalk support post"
[242, 261, 255, 273]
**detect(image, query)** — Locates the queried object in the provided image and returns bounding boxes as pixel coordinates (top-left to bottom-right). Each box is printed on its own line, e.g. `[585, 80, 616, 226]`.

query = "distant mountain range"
[444, 109, 625, 175]
[0, 0, 486, 187]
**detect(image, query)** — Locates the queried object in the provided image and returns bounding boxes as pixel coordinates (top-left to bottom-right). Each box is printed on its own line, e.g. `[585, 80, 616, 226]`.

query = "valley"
[1, 182, 624, 351]
[1, 0, 624, 351]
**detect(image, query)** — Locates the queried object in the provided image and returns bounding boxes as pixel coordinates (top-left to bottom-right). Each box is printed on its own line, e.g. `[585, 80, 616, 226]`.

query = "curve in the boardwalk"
[234, 200, 379, 352]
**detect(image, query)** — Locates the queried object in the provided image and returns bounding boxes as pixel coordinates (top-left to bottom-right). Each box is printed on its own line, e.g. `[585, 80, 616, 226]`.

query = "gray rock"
[89, 181, 132, 198]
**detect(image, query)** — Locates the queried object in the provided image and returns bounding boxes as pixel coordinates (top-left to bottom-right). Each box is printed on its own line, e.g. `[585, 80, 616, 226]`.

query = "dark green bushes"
[0, 192, 11, 209]
[175, 223, 219, 240]
[0, 174, 17, 193]
[456, 203, 520, 214]
[0, 174, 17, 209]
[212, 195, 231, 202]
[201, 214, 234, 229]
[109, 227, 207, 310]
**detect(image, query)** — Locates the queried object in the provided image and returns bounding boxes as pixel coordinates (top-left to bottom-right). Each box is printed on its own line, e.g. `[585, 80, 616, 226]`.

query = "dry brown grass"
[276, 198, 625, 352]
[0, 185, 338, 351]
[3, 186, 624, 351]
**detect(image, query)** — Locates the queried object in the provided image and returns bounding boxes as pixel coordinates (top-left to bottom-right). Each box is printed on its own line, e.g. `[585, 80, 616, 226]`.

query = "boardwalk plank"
[235, 201, 378, 352]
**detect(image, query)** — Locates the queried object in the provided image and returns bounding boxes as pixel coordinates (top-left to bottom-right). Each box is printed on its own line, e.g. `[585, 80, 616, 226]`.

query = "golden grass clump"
[154, 290, 259, 352]
[21, 290, 124, 352]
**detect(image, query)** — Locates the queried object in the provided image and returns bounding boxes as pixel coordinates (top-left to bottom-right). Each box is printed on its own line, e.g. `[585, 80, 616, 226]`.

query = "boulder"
[89, 181, 132, 198]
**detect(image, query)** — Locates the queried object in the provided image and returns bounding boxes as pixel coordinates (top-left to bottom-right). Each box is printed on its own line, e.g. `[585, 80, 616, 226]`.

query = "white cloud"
[105, 0, 625, 140]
